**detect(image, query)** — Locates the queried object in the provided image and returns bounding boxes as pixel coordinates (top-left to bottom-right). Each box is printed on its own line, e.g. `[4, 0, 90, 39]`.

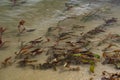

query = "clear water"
[0, 0, 120, 80]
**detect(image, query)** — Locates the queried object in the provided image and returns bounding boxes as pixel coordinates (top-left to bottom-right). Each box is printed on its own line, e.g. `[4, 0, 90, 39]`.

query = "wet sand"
[0, 0, 120, 80]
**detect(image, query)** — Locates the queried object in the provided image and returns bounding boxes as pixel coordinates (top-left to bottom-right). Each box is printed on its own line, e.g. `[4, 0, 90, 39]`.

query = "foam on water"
[22, 0, 43, 6]
[53, 1, 101, 23]
[0, 0, 42, 6]
[0, 0, 42, 13]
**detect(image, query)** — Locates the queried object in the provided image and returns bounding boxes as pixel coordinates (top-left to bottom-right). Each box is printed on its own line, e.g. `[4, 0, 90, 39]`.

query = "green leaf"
[81, 59, 89, 63]
[72, 53, 82, 57]
[93, 54, 100, 59]
[89, 64, 95, 73]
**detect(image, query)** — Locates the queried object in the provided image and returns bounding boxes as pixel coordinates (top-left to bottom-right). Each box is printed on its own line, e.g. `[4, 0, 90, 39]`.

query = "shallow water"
[0, 0, 120, 80]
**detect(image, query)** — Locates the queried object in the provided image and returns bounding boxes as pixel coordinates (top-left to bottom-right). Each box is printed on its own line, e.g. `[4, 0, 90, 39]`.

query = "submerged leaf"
[115, 63, 120, 69]
[93, 54, 100, 59]
[72, 53, 82, 57]
[81, 59, 89, 63]
[89, 64, 95, 73]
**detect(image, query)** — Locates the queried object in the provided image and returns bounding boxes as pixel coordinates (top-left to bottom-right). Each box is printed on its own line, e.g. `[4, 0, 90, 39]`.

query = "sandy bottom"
[0, 1, 120, 80]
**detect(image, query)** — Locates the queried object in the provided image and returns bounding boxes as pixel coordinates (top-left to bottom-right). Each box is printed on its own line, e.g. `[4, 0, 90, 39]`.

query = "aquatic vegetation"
[9, 14, 116, 73]
[72, 25, 85, 30]
[29, 40, 43, 46]
[102, 44, 117, 52]
[0, 1, 120, 79]
[15, 46, 44, 59]
[17, 58, 37, 67]
[102, 51, 120, 69]
[0, 56, 14, 68]
[89, 63, 95, 73]
[0, 37, 9, 48]
[101, 71, 120, 80]
[44, 46, 100, 73]
[0, 27, 8, 48]
[64, 0, 80, 11]
[80, 9, 101, 22]
[30, 48, 44, 56]
[0, 27, 6, 36]
[104, 17, 117, 26]
[98, 34, 120, 46]
[28, 37, 43, 46]
[17, 20, 26, 34]
[0, 14, 118, 75]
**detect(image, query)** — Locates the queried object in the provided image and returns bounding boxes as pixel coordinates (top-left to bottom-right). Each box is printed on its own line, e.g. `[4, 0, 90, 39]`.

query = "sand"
[0, 0, 120, 80]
